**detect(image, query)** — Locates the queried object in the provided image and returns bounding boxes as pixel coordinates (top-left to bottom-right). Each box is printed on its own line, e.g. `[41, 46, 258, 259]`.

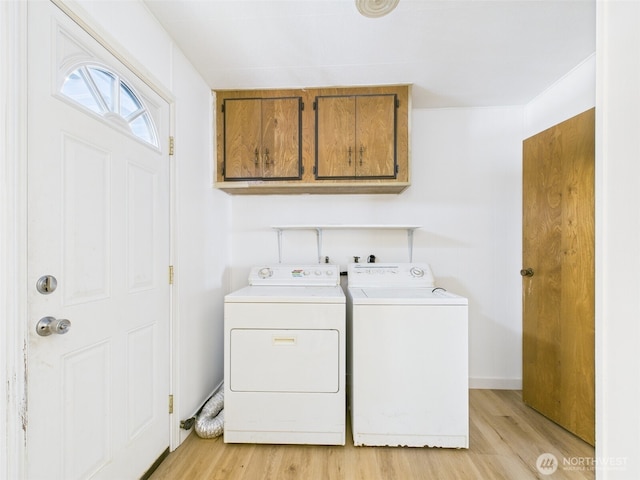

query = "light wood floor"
[150, 390, 594, 480]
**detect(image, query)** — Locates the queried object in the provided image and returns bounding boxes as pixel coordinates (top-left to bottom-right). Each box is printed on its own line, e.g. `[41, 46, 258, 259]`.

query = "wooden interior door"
[224, 98, 262, 179]
[315, 96, 356, 178]
[261, 97, 301, 179]
[522, 108, 595, 445]
[355, 94, 396, 177]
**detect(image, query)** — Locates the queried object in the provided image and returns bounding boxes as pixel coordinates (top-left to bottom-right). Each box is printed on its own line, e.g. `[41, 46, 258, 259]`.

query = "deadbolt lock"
[36, 275, 58, 294]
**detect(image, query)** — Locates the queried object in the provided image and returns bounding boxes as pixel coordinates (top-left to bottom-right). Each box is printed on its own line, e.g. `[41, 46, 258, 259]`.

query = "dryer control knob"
[258, 267, 273, 279]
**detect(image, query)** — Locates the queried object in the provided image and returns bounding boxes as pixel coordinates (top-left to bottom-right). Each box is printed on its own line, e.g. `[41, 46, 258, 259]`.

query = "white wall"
[597, 1, 640, 478]
[524, 54, 596, 137]
[229, 105, 525, 389]
[65, 0, 230, 446]
[170, 45, 230, 444]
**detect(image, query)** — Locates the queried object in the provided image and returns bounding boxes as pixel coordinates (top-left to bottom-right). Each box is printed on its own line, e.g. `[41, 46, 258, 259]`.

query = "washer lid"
[225, 285, 346, 304]
[349, 287, 467, 305]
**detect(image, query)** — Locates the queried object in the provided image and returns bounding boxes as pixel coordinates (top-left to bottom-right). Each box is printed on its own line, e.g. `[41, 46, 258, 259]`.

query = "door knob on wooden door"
[520, 268, 534, 277]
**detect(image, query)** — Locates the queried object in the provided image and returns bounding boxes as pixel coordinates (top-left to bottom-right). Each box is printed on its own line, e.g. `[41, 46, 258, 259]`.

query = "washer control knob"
[410, 267, 424, 278]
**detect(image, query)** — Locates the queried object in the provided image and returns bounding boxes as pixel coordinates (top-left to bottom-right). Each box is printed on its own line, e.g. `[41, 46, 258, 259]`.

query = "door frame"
[1, 1, 28, 477]
[1, 1, 179, 476]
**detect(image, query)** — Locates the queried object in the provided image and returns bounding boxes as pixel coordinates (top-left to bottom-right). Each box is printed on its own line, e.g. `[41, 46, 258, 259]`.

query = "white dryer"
[224, 264, 345, 445]
[346, 262, 468, 448]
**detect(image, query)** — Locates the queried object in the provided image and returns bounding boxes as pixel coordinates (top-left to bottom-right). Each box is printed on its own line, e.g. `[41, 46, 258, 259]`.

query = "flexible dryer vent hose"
[195, 385, 224, 438]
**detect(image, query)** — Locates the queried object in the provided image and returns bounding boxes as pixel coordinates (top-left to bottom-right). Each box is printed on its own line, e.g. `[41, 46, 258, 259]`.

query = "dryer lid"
[225, 285, 346, 304]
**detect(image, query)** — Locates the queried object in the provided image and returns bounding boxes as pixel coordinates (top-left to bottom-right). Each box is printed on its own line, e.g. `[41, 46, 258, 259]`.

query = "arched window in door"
[61, 65, 159, 148]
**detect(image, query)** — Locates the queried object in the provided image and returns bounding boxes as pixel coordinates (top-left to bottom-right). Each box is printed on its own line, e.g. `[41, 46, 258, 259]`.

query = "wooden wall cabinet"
[223, 96, 302, 180]
[315, 94, 397, 179]
[215, 85, 410, 194]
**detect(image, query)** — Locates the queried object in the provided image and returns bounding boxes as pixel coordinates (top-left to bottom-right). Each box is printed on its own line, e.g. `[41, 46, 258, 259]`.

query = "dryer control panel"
[347, 263, 435, 288]
[249, 264, 340, 286]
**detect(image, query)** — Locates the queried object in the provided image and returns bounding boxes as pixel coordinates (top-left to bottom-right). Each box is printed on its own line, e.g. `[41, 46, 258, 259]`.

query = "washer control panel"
[347, 263, 435, 288]
[249, 264, 340, 286]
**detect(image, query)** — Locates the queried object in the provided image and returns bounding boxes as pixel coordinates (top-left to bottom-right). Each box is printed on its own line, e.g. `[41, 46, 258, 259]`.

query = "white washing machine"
[346, 262, 468, 448]
[224, 264, 345, 445]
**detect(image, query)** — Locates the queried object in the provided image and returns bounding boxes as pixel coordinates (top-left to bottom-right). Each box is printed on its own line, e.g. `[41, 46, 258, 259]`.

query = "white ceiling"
[144, 0, 595, 108]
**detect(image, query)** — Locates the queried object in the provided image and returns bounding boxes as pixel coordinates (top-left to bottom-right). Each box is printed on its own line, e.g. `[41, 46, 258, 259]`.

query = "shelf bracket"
[316, 228, 323, 264]
[276, 228, 283, 263]
[408, 228, 414, 262]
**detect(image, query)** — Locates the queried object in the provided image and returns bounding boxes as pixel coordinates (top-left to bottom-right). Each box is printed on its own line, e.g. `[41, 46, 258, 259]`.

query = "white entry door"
[26, 2, 171, 479]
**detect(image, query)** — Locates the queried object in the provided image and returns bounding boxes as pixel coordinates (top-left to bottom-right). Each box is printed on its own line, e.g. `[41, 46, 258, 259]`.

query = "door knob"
[36, 316, 71, 336]
[520, 268, 534, 277]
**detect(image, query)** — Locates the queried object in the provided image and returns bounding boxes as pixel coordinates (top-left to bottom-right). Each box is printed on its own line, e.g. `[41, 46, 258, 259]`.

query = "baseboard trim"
[470, 377, 522, 390]
[140, 447, 169, 480]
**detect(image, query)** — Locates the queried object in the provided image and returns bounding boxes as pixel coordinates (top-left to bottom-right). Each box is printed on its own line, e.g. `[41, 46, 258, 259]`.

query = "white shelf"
[271, 225, 421, 263]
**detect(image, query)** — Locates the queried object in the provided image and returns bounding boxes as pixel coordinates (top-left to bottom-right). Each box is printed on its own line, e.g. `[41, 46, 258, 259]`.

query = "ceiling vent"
[355, 0, 399, 18]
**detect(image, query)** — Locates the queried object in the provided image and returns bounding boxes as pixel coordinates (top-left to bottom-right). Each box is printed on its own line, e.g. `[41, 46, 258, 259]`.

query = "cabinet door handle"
[254, 148, 259, 166]
[348, 146, 352, 166]
[359, 145, 364, 166]
[264, 148, 271, 165]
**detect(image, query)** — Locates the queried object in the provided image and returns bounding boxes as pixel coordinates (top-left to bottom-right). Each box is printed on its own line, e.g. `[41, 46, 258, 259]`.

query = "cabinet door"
[261, 97, 301, 179]
[315, 94, 396, 179]
[224, 98, 262, 179]
[355, 95, 396, 177]
[316, 96, 356, 178]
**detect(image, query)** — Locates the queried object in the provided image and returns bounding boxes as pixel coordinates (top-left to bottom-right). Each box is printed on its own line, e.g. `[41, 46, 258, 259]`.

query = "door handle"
[36, 316, 71, 336]
[520, 268, 534, 277]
